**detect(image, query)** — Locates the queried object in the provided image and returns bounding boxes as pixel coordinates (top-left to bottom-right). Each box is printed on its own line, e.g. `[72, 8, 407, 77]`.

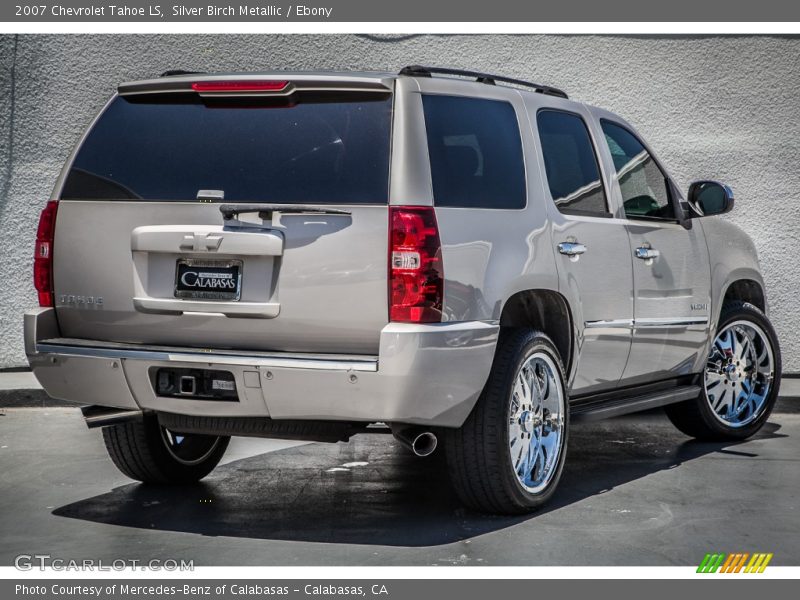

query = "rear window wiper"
[219, 203, 352, 221]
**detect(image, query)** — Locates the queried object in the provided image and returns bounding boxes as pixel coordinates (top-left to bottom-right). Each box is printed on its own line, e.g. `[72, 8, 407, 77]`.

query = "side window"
[536, 110, 609, 217]
[421, 95, 526, 209]
[601, 121, 674, 220]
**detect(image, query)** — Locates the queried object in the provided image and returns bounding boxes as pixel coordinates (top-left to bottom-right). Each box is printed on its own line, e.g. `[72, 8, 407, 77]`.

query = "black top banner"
[4, 0, 800, 22]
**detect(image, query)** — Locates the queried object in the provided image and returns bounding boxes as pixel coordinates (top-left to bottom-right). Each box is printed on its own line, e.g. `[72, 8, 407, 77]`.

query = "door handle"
[558, 241, 587, 257]
[635, 247, 660, 260]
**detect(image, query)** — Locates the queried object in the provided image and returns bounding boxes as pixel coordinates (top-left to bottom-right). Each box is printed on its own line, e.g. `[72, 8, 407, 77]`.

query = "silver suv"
[25, 66, 782, 514]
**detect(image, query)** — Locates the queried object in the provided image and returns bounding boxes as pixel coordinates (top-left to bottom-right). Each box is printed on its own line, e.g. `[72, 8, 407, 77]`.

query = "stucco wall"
[1, 34, 798, 371]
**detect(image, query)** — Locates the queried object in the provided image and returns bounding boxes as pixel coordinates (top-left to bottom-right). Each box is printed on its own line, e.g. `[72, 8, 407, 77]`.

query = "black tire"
[665, 301, 782, 441]
[444, 328, 569, 514]
[102, 413, 229, 484]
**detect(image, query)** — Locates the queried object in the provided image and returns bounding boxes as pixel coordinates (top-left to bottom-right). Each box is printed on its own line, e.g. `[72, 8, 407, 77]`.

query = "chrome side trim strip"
[35, 343, 378, 372]
[584, 319, 634, 329]
[585, 317, 708, 330]
[634, 317, 709, 328]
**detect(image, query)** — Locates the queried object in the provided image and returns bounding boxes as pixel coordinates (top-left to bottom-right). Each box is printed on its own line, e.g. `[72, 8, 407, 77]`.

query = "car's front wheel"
[445, 329, 569, 514]
[665, 301, 781, 441]
[102, 413, 229, 484]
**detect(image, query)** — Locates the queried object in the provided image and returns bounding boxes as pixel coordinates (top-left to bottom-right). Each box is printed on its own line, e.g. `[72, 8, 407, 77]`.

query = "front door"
[598, 119, 711, 386]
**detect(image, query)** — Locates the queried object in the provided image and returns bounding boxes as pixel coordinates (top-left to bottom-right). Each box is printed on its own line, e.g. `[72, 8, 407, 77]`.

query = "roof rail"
[159, 69, 204, 77]
[399, 65, 568, 99]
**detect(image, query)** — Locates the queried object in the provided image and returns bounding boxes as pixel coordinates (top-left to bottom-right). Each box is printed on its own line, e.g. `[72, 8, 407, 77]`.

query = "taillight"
[191, 80, 289, 93]
[389, 206, 444, 323]
[34, 201, 58, 307]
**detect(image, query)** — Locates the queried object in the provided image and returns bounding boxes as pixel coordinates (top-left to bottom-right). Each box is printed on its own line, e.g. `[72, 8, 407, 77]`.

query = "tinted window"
[536, 110, 608, 216]
[61, 94, 392, 203]
[601, 121, 674, 220]
[422, 95, 526, 209]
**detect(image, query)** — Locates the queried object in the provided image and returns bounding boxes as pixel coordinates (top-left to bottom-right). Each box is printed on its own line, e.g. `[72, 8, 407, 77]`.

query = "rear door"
[52, 75, 394, 354]
[597, 118, 712, 385]
[532, 105, 634, 396]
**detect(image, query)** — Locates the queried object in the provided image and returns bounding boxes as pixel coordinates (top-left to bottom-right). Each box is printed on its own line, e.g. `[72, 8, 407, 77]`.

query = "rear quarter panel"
[401, 77, 559, 325]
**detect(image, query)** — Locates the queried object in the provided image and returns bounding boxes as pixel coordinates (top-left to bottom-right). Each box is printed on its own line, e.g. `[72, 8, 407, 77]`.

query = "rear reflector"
[389, 206, 444, 323]
[191, 80, 289, 93]
[34, 201, 58, 307]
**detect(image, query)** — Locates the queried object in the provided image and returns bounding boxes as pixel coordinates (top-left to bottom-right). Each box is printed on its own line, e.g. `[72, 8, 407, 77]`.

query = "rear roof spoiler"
[118, 72, 393, 96]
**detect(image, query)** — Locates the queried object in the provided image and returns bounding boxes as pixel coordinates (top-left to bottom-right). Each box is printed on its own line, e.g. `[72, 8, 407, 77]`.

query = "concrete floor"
[0, 406, 798, 566]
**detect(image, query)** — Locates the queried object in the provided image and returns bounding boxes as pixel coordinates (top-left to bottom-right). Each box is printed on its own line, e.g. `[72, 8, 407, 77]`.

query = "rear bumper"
[25, 308, 498, 428]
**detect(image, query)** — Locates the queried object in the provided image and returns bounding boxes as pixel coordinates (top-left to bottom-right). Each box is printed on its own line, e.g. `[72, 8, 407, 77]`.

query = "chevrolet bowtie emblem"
[180, 232, 223, 252]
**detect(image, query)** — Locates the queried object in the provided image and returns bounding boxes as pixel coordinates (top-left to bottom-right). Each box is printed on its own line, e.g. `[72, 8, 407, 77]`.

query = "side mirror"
[687, 180, 734, 217]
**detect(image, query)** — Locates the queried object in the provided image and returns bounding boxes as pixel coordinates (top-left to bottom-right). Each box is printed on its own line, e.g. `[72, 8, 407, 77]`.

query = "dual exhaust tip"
[391, 426, 438, 457]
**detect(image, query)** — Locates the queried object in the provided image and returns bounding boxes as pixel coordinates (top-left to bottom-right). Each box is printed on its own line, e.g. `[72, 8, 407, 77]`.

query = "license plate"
[174, 259, 242, 301]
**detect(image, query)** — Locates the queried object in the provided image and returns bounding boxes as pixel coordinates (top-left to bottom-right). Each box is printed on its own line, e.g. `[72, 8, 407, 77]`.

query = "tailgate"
[51, 78, 392, 354]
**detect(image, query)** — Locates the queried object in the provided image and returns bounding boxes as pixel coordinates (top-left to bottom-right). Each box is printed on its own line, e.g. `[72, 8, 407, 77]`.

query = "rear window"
[61, 93, 393, 204]
[422, 95, 526, 209]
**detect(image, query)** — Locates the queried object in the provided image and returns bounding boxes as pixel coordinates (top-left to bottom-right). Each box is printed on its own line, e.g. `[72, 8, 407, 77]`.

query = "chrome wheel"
[705, 320, 774, 428]
[508, 352, 565, 494]
[160, 428, 221, 466]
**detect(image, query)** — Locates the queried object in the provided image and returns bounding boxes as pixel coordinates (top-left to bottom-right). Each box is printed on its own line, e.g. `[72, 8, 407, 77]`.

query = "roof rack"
[160, 69, 204, 77]
[399, 65, 568, 99]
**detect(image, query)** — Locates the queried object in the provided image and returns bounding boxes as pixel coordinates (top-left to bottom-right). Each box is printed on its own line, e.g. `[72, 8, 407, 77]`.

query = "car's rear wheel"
[102, 413, 229, 484]
[445, 329, 568, 514]
[665, 301, 781, 441]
